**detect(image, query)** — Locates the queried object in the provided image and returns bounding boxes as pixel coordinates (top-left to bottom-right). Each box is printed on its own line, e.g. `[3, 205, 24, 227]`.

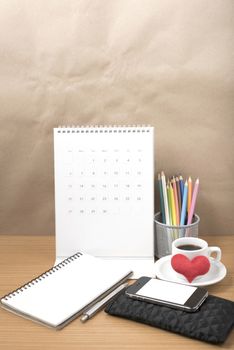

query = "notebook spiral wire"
[56, 125, 151, 133]
[2, 252, 82, 301]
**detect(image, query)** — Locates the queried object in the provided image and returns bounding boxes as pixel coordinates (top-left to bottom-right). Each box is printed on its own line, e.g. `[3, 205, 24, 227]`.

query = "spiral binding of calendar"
[2, 252, 82, 301]
[56, 125, 152, 133]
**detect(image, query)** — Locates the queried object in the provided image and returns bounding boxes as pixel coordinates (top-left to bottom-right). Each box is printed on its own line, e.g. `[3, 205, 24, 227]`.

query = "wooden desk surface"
[0, 235, 233, 350]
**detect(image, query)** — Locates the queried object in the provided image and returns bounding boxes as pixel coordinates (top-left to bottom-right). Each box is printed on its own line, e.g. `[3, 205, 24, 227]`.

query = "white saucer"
[154, 255, 227, 286]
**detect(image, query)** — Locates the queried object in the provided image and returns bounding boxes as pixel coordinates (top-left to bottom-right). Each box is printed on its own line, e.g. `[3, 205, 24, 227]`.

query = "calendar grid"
[54, 126, 154, 258]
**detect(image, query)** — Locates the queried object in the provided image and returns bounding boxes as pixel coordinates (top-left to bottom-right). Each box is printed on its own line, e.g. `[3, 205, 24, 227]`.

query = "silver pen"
[80, 282, 128, 323]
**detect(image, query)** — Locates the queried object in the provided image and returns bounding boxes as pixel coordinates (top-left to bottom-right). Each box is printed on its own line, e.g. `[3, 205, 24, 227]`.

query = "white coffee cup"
[171, 237, 221, 280]
[172, 237, 221, 261]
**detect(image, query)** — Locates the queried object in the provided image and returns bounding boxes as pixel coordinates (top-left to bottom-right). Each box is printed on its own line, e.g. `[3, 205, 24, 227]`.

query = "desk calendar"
[54, 126, 155, 276]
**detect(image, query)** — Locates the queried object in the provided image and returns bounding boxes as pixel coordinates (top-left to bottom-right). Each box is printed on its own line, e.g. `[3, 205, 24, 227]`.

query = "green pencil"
[158, 173, 165, 223]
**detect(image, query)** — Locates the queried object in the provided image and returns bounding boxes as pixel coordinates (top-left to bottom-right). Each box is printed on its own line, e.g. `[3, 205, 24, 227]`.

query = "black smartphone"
[126, 277, 208, 312]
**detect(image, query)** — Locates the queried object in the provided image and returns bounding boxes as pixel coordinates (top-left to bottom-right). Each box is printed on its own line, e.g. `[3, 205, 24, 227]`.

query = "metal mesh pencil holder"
[154, 212, 200, 258]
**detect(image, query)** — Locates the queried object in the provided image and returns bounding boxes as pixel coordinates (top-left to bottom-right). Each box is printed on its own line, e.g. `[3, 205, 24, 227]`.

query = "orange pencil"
[187, 177, 192, 214]
[172, 177, 179, 225]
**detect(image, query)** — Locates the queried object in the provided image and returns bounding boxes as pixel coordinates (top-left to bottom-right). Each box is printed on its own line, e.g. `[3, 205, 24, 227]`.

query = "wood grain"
[0, 235, 233, 350]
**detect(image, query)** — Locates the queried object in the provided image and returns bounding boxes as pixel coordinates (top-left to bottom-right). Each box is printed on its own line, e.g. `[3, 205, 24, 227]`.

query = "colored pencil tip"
[195, 178, 199, 184]
[179, 175, 183, 180]
[184, 180, 188, 186]
[188, 176, 192, 182]
[158, 173, 161, 180]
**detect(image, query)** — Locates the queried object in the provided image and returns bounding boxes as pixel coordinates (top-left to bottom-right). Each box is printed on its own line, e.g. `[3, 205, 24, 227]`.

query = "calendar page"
[54, 126, 154, 259]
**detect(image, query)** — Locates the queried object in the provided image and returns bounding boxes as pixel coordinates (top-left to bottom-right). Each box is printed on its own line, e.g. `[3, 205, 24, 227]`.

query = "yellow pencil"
[172, 177, 180, 225]
[167, 184, 172, 225]
[170, 183, 176, 225]
[187, 177, 192, 214]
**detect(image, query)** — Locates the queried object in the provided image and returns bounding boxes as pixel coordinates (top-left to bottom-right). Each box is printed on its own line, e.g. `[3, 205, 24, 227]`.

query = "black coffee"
[177, 244, 202, 251]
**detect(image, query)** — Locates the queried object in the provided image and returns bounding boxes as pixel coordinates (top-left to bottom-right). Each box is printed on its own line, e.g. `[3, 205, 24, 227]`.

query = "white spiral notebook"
[54, 125, 155, 277]
[0, 253, 132, 329]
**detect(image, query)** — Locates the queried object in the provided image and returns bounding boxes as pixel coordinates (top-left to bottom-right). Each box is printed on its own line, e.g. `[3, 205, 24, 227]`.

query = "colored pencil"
[187, 178, 199, 225]
[172, 177, 179, 225]
[176, 176, 181, 217]
[161, 172, 170, 225]
[179, 175, 184, 203]
[180, 180, 188, 225]
[158, 173, 165, 224]
[167, 184, 172, 225]
[187, 176, 192, 214]
[158, 172, 199, 228]
[170, 182, 176, 225]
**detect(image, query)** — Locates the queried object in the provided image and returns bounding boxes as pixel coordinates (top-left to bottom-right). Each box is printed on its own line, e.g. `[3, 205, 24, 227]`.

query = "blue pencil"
[180, 180, 188, 225]
[179, 175, 184, 203]
[158, 173, 165, 223]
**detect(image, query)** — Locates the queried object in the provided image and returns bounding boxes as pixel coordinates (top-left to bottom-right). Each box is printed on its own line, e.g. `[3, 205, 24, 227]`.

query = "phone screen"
[136, 279, 197, 305]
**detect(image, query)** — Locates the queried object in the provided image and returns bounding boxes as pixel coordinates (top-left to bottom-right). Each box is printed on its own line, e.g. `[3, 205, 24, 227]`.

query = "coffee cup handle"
[207, 247, 221, 261]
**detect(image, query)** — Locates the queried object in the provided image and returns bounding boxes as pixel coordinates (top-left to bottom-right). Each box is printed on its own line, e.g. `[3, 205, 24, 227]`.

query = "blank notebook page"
[1, 253, 131, 328]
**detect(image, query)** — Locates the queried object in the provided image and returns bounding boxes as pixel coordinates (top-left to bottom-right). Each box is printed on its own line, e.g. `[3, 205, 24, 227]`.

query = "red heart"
[171, 254, 210, 283]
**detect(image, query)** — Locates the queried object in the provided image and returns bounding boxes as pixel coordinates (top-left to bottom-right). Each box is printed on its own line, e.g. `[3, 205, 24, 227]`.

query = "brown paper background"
[0, 0, 233, 235]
